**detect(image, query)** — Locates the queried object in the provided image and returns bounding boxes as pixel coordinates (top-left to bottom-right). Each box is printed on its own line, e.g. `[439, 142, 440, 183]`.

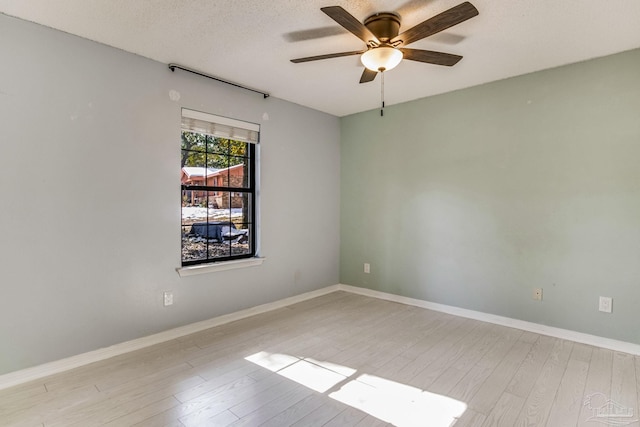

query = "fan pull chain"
[380, 70, 385, 117]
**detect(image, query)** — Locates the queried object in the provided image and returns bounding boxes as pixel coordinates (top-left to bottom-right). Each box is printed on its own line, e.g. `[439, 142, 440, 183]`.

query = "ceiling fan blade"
[359, 68, 378, 83]
[321, 6, 379, 44]
[400, 48, 462, 66]
[291, 50, 365, 63]
[391, 2, 478, 46]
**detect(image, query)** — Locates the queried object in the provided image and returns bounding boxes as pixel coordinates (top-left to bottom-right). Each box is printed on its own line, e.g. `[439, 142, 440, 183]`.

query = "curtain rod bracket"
[168, 63, 270, 99]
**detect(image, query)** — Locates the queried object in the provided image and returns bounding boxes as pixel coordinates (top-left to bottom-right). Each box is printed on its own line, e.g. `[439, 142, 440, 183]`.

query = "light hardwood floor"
[1, 291, 639, 427]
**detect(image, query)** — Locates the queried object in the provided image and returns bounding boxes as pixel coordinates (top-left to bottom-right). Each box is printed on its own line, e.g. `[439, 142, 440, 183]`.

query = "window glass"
[180, 110, 258, 266]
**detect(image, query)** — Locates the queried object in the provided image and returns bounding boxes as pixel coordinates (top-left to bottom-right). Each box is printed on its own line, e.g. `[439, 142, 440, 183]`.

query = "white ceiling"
[2, 0, 640, 117]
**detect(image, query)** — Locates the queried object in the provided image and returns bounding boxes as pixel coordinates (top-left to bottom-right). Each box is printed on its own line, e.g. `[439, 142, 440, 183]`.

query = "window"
[180, 109, 258, 266]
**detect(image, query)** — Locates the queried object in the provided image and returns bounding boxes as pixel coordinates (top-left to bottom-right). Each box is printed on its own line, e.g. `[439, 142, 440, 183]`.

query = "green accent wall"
[340, 48, 640, 344]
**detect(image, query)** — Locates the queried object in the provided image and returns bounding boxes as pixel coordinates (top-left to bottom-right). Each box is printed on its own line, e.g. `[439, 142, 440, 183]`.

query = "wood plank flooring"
[0, 291, 638, 427]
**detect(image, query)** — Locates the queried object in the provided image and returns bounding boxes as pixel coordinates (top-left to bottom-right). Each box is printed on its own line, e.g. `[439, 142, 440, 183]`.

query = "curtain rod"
[168, 63, 270, 99]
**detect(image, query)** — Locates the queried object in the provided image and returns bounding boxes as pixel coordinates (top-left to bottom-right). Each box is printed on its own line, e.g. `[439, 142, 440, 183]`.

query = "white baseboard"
[2, 282, 638, 391]
[336, 284, 640, 356]
[0, 284, 340, 391]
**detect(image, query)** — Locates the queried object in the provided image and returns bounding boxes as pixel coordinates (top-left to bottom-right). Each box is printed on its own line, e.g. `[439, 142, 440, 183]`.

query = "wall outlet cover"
[599, 296, 612, 313]
[533, 288, 543, 301]
[163, 291, 174, 307]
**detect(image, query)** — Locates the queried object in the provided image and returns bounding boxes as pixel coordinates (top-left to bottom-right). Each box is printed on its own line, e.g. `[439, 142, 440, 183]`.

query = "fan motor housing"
[364, 12, 401, 42]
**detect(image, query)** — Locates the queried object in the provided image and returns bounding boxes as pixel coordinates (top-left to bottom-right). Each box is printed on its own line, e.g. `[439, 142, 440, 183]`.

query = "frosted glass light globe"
[361, 47, 403, 72]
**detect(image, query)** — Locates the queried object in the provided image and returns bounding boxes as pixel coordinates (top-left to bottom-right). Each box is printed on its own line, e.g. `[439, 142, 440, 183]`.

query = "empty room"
[1, 1, 639, 426]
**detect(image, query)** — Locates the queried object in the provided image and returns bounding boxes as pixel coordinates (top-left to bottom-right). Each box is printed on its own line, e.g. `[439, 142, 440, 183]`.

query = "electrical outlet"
[599, 296, 612, 313]
[533, 288, 543, 301]
[364, 263, 370, 274]
[163, 291, 174, 307]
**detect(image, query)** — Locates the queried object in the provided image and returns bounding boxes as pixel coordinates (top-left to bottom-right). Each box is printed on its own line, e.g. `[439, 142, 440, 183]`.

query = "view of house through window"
[180, 109, 258, 266]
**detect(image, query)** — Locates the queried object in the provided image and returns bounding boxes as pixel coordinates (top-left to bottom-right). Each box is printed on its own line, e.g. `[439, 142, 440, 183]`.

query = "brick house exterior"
[181, 164, 246, 208]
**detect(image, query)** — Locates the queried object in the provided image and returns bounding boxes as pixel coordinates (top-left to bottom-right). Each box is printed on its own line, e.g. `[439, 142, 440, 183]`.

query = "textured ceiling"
[1, 0, 640, 116]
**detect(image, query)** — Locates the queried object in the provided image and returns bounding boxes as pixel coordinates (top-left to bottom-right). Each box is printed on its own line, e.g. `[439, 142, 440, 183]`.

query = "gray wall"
[341, 48, 640, 344]
[0, 14, 340, 375]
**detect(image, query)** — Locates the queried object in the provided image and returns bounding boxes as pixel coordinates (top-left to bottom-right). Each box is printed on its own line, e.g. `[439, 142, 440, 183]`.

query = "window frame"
[180, 109, 259, 268]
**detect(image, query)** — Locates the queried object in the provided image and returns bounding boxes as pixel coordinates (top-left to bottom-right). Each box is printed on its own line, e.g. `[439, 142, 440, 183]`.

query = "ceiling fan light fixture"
[361, 47, 403, 72]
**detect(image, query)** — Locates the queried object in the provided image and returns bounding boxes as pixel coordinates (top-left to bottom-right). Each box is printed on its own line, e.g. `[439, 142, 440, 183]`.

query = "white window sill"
[176, 257, 265, 277]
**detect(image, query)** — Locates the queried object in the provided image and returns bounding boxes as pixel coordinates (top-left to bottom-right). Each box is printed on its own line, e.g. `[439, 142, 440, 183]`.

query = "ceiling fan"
[291, 2, 479, 83]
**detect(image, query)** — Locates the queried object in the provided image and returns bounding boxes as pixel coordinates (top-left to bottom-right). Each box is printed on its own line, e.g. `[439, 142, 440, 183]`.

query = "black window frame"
[181, 128, 257, 267]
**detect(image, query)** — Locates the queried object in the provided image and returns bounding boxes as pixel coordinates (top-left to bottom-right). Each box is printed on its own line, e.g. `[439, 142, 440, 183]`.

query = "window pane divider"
[182, 185, 254, 193]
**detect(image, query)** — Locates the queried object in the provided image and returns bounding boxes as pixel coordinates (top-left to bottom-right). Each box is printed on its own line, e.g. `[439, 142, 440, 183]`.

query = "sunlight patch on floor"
[245, 352, 467, 427]
[303, 357, 358, 377]
[330, 373, 467, 427]
[278, 359, 348, 393]
[244, 351, 300, 372]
